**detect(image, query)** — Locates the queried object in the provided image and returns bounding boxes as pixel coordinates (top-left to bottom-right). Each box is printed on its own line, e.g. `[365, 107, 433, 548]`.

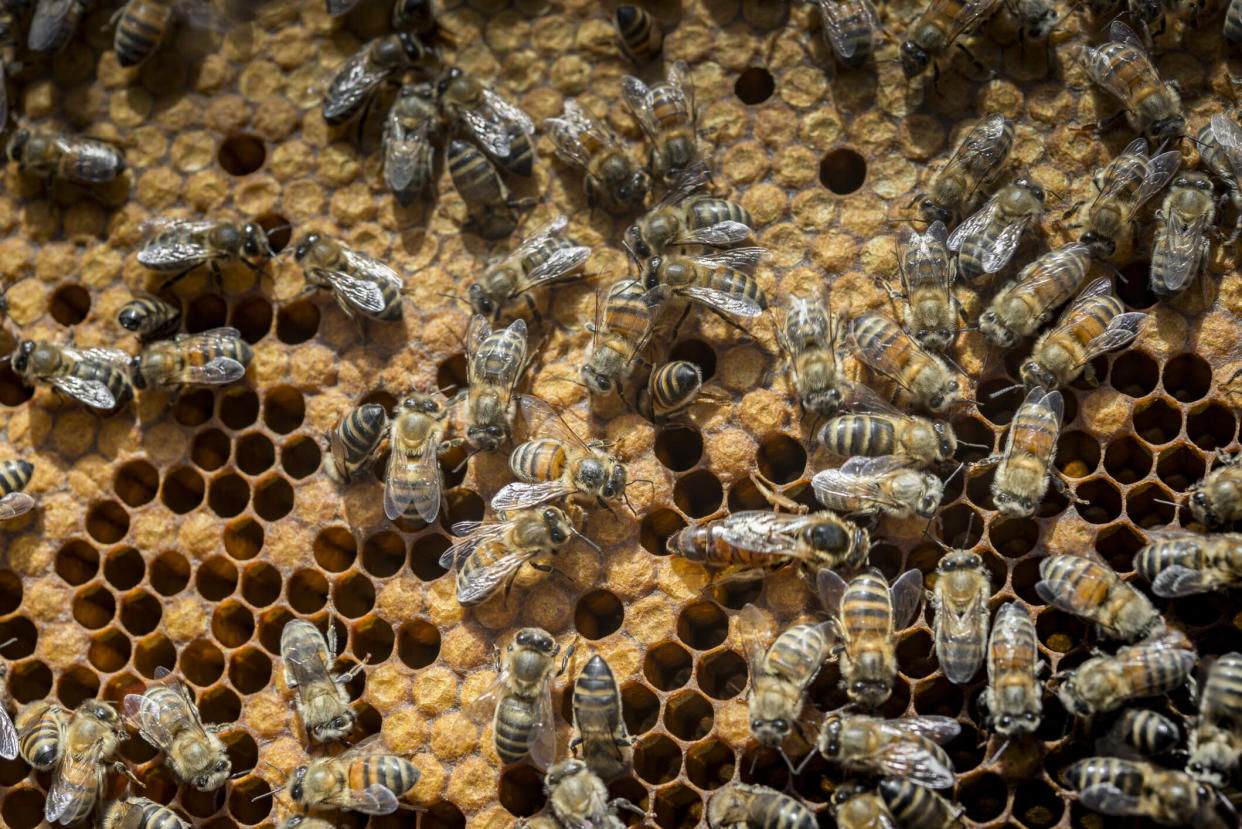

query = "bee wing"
[181, 357, 248, 386]
[811, 464, 901, 513]
[1017, 242, 1091, 294]
[816, 0, 877, 59]
[0, 492, 35, 520]
[343, 785, 401, 815]
[509, 216, 570, 259]
[1077, 782, 1143, 816]
[528, 670, 558, 769]
[1080, 313, 1144, 363]
[314, 269, 388, 314]
[465, 674, 503, 725]
[78, 347, 135, 370]
[951, 113, 1010, 171]
[1107, 18, 1147, 50]
[979, 215, 1032, 274]
[522, 245, 591, 292]
[679, 287, 764, 319]
[687, 246, 767, 274]
[490, 481, 573, 513]
[1090, 138, 1150, 209]
[123, 692, 179, 751]
[384, 134, 433, 194]
[454, 547, 535, 606]
[939, 0, 1003, 45]
[517, 394, 590, 448]
[53, 374, 119, 409]
[1153, 206, 1210, 296]
[899, 222, 953, 296]
[282, 629, 334, 691]
[838, 380, 905, 417]
[1150, 565, 1211, 598]
[342, 249, 402, 289]
[383, 417, 442, 523]
[817, 568, 849, 615]
[28, 0, 76, 52]
[460, 108, 514, 157]
[1135, 151, 1182, 210]
[890, 568, 926, 630]
[1209, 113, 1242, 178]
[946, 194, 1000, 252]
[327, 0, 362, 14]
[544, 102, 601, 169]
[439, 521, 508, 569]
[620, 74, 658, 141]
[866, 731, 958, 789]
[45, 737, 107, 823]
[737, 603, 773, 673]
[847, 318, 934, 396]
[466, 314, 493, 360]
[939, 602, 988, 685]
[323, 50, 389, 123]
[885, 714, 962, 744]
[650, 161, 713, 209]
[713, 510, 822, 555]
[674, 221, 754, 247]
[0, 708, 15, 760]
[667, 59, 696, 125]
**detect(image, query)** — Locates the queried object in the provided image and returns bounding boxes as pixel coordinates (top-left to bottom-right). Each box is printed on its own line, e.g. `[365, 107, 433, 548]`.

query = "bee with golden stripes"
[130, 328, 252, 392]
[1150, 172, 1215, 300]
[948, 178, 1046, 283]
[463, 314, 528, 452]
[831, 780, 897, 829]
[929, 549, 992, 685]
[384, 392, 447, 524]
[297, 235, 403, 324]
[1080, 21, 1184, 144]
[545, 758, 639, 828]
[1197, 114, 1242, 244]
[10, 339, 135, 411]
[123, 669, 230, 790]
[816, 712, 961, 789]
[707, 782, 817, 829]
[982, 601, 1042, 738]
[581, 277, 661, 395]
[1187, 452, 1242, 528]
[438, 67, 535, 177]
[818, 568, 924, 709]
[7, 127, 126, 185]
[111, 0, 182, 68]
[0, 459, 34, 521]
[280, 617, 364, 743]
[16, 700, 67, 770]
[816, 386, 959, 468]
[738, 604, 830, 756]
[1135, 529, 1242, 597]
[643, 246, 769, 322]
[468, 216, 591, 321]
[1066, 757, 1221, 826]
[28, 0, 88, 53]
[1078, 137, 1181, 259]
[774, 288, 847, 418]
[880, 779, 962, 828]
[571, 654, 629, 780]
[448, 138, 520, 240]
[892, 220, 960, 352]
[138, 217, 275, 290]
[667, 510, 870, 581]
[545, 99, 650, 214]
[899, 0, 1004, 79]
[614, 5, 661, 63]
[644, 360, 718, 423]
[1019, 278, 1144, 391]
[915, 113, 1013, 226]
[849, 312, 964, 412]
[118, 294, 181, 342]
[43, 700, 128, 825]
[1036, 554, 1163, 642]
[441, 505, 586, 606]
[468, 627, 568, 767]
[1103, 709, 1181, 757]
[979, 386, 1066, 517]
[1187, 652, 1242, 787]
[100, 796, 190, 829]
[623, 59, 699, 186]
[979, 242, 1092, 348]
[322, 32, 436, 127]
[623, 164, 753, 260]
[810, 0, 880, 67]
[286, 736, 419, 814]
[383, 82, 438, 206]
[325, 402, 389, 485]
[1056, 629, 1196, 718]
[812, 455, 944, 521]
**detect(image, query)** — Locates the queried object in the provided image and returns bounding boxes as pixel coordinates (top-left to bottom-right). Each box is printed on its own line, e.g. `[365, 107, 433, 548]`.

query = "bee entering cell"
[819, 147, 867, 194]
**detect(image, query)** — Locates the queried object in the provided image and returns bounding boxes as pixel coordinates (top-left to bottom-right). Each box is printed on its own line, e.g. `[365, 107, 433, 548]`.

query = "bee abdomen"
[1201, 653, 1242, 721]
[18, 721, 61, 769]
[354, 755, 419, 796]
[706, 268, 767, 310]
[0, 459, 33, 496]
[330, 404, 389, 480]
[1134, 540, 1199, 583]
[494, 696, 537, 762]
[114, 0, 172, 67]
[1064, 756, 1142, 794]
[511, 439, 567, 483]
[1226, 0, 1242, 42]
[615, 5, 662, 62]
[766, 625, 827, 680]
[879, 779, 955, 827]
[821, 415, 896, 457]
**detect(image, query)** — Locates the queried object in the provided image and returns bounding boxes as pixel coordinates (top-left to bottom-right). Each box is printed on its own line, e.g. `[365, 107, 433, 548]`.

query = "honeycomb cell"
[222, 726, 257, 776]
[735, 66, 775, 104]
[1186, 400, 1236, 451]
[410, 532, 449, 581]
[959, 770, 1008, 821]
[240, 559, 281, 607]
[254, 474, 295, 520]
[180, 785, 224, 819]
[56, 538, 99, 585]
[88, 627, 131, 672]
[192, 430, 231, 476]
[664, 690, 713, 740]
[263, 384, 305, 433]
[352, 616, 394, 663]
[334, 572, 376, 618]
[820, 147, 867, 194]
[1034, 603, 1087, 655]
[643, 641, 692, 691]
[57, 664, 100, 708]
[711, 577, 763, 610]
[2, 788, 45, 829]
[362, 531, 405, 577]
[135, 633, 176, 679]
[73, 584, 115, 629]
[1134, 397, 1182, 445]
[436, 352, 468, 396]
[912, 675, 964, 718]
[197, 555, 239, 601]
[1125, 482, 1178, 529]
[1055, 430, 1101, 479]
[673, 468, 723, 517]
[255, 215, 292, 254]
[639, 507, 685, 556]
[86, 499, 129, 544]
[162, 465, 206, 513]
[0, 571, 18, 616]
[228, 646, 271, 694]
[756, 432, 806, 484]
[212, 600, 255, 647]
[236, 431, 275, 475]
[0, 363, 33, 406]
[421, 802, 466, 829]
[953, 415, 994, 462]
[575, 589, 625, 639]
[209, 471, 250, 518]
[281, 435, 321, 479]
[739, 744, 792, 790]
[498, 764, 546, 817]
[397, 619, 440, 669]
[49, 283, 90, 326]
[275, 297, 320, 344]
[685, 738, 734, 790]
[1109, 349, 1158, 397]
[1097, 522, 1145, 573]
[103, 546, 143, 590]
[180, 639, 224, 686]
[174, 389, 215, 427]
[9, 660, 51, 703]
[677, 600, 728, 650]
[1156, 443, 1206, 493]
[230, 295, 273, 344]
[669, 340, 716, 379]
[220, 387, 260, 429]
[1074, 478, 1121, 524]
[1116, 263, 1159, 309]
[654, 425, 703, 471]
[218, 133, 266, 175]
[186, 295, 228, 333]
[0, 617, 34, 658]
[1162, 352, 1212, 402]
[114, 458, 159, 505]
[696, 648, 746, 701]
[989, 515, 1038, 558]
[726, 476, 769, 511]
[102, 673, 144, 708]
[314, 525, 358, 572]
[1101, 435, 1152, 484]
[150, 550, 190, 596]
[869, 542, 904, 582]
[0, 757, 28, 787]
[634, 733, 682, 784]
[896, 629, 936, 679]
[977, 380, 1025, 427]
[622, 681, 660, 735]
[938, 503, 982, 548]
[288, 568, 329, 613]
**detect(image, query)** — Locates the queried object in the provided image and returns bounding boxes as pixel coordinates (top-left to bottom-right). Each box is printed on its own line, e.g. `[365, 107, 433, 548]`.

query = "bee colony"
[1, 0, 1242, 826]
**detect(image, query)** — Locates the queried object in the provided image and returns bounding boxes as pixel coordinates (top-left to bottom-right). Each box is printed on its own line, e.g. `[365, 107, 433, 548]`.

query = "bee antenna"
[251, 786, 285, 802]
[943, 460, 966, 488]
[982, 738, 1012, 768]
[1151, 497, 1182, 513]
[570, 526, 601, 554]
[452, 446, 481, 474]
[961, 508, 977, 547]
[437, 292, 470, 309]
[793, 747, 818, 775]
[884, 217, 925, 225]
[956, 440, 991, 450]
[262, 761, 289, 780]
[779, 747, 799, 776]
[922, 521, 950, 551]
[0, 637, 16, 651]
[545, 373, 592, 390]
[988, 383, 1024, 399]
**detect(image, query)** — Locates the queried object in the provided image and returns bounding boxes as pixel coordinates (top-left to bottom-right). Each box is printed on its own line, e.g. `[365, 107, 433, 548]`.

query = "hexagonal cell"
[73, 584, 115, 629]
[499, 765, 547, 818]
[49, 283, 90, 325]
[281, 435, 321, 479]
[664, 690, 713, 740]
[314, 526, 357, 572]
[228, 646, 271, 694]
[1097, 522, 1146, 573]
[212, 600, 255, 648]
[0, 362, 32, 407]
[1125, 482, 1178, 529]
[196, 555, 238, 601]
[575, 589, 624, 640]
[1109, 349, 1159, 397]
[1162, 352, 1212, 402]
[410, 532, 449, 581]
[937, 503, 982, 548]
[2, 788, 47, 829]
[639, 507, 685, 556]
[221, 517, 262, 561]
[56, 664, 100, 708]
[253, 474, 294, 520]
[219, 387, 260, 429]
[236, 431, 275, 475]
[896, 629, 936, 679]
[989, 515, 1039, 558]
[1134, 397, 1183, 446]
[756, 432, 807, 484]
[0, 618, 34, 660]
[621, 681, 660, 736]
[634, 733, 682, 784]
[958, 770, 1008, 821]
[135, 633, 177, 679]
[209, 472, 250, 518]
[1055, 429, 1101, 479]
[257, 607, 294, 656]
[735, 66, 775, 104]
[263, 385, 305, 433]
[1101, 434, 1152, 484]
[726, 476, 770, 511]
[442, 488, 485, 530]
[190, 428, 230, 472]
[114, 458, 159, 506]
[420, 802, 466, 829]
[362, 531, 405, 578]
[1034, 604, 1088, 655]
[397, 620, 440, 669]
[333, 573, 376, 618]
[9, 660, 52, 704]
[173, 389, 214, 427]
[912, 675, 964, 718]
[953, 415, 995, 462]
[162, 466, 205, 514]
[820, 146, 867, 194]
[677, 600, 728, 650]
[180, 639, 224, 686]
[86, 499, 129, 544]
[56, 539, 99, 586]
[288, 568, 329, 614]
[654, 425, 703, 471]
[1074, 477, 1122, 524]
[230, 295, 272, 344]
[186, 294, 228, 333]
[88, 627, 131, 673]
[669, 339, 716, 379]
[1186, 401, 1236, 451]
[222, 727, 257, 776]
[1156, 443, 1207, 493]
[673, 468, 723, 518]
[685, 737, 734, 790]
[977, 379, 1026, 427]
[241, 560, 281, 608]
[643, 641, 692, 691]
[276, 297, 320, 344]
[103, 546, 143, 591]
[150, 550, 190, 596]
[696, 648, 746, 700]
[352, 616, 394, 663]
[711, 576, 763, 610]
[180, 784, 225, 819]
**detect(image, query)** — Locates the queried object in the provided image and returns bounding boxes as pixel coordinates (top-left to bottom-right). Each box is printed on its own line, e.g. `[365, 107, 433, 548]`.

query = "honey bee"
[294, 233, 404, 322]
[645, 360, 712, 423]
[392, 0, 435, 33]
[667, 510, 870, 581]
[831, 780, 897, 829]
[982, 386, 1065, 517]
[774, 289, 847, 418]
[570, 654, 629, 780]
[1065, 757, 1223, 826]
[276, 817, 335, 829]
[0, 459, 35, 521]
[544, 758, 639, 828]
[280, 617, 365, 743]
[383, 82, 438, 206]
[849, 313, 964, 412]
[929, 549, 991, 685]
[1198, 114, 1242, 243]
[948, 178, 1046, 283]
[545, 99, 650, 214]
[1135, 529, 1242, 597]
[384, 392, 447, 524]
[811, 0, 880, 67]
[138, 218, 275, 290]
[642, 246, 769, 322]
[118, 294, 181, 342]
[1080, 21, 1184, 144]
[737, 604, 830, 753]
[880, 779, 962, 827]
[325, 403, 389, 485]
[978, 242, 1092, 348]
[817, 388, 959, 468]
[1006, 0, 1059, 40]
[892, 221, 960, 352]
[10, 339, 135, 411]
[468, 627, 567, 767]
[112, 0, 176, 68]
[438, 67, 535, 177]
[818, 568, 925, 708]
[131, 328, 253, 392]
[812, 455, 945, 521]
[100, 796, 190, 829]
[7, 128, 126, 184]
[915, 113, 1013, 226]
[622, 59, 699, 186]
[623, 164, 753, 260]
[123, 669, 230, 791]
[468, 216, 591, 321]
[581, 277, 661, 395]
[448, 138, 520, 240]
[321, 32, 436, 127]
[16, 700, 67, 770]
[982, 601, 1043, 737]
[1187, 652, 1242, 787]
[899, 0, 1004, 79]
[286, 736, 420, 814]
[1103, 709, 1181, 757]
[441, 506, 583, 606]
[1079, 137, 1181, 259]
[463, 314, 528, 452]
[1150, 172, 1215, 300]
[614, 5, 661, 63]
[1187, 452, 1242, 528]
[515, 816, 561, 829]
[28, 0, 88, 53]
[43, 700, 127, 825]
[1019, 278, 1145, 391]
[1057, 629, 1196, 717]
[0, 665, 15, 761]
[0, 1, 20, 126]
[1036, 554, 1163, 641]
[707, 782, 817, 829]
[1227, 0, 1242, 42]
[815, 712, 961, 789]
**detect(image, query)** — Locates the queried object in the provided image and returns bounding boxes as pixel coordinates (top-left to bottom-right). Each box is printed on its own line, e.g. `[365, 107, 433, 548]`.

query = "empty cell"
[410, 532, 448, 581]
[2, 788, 45, 829]
[218, 132, 265, 174]
[1034, 691, 1071, 743]
[575, 589, 624, 640]
[735, 66, 775, 104]
[443, 488, 485, 529]
[0, 756, 28, 787]
[180, 784, 224, 818]
[1109, 349, 1158, 397]
[964, 464, 994, 511]
[977, 379, 1026, 427]
[958, 770, 1007, 820]
[9, 660, 51, 703]
[896, 629, 936, 679]
[937, 504, 982, 548]
[669, 339, 716, 379]
[756, 432, 807, 484]
[0, 362, 32, 406]
[989, 515, 1038, 558]
[114, 458, 159, 505]
[739, 744, 792, 790]
[257, 607, 294, 655]
[1074, 478, 1121, 524]
[230, 295, 272, 344]
[654, 425, 703, 471]
[185, 294, 227, 333]
[912, 675, 964, 718]
[673, 468, 723, 518]
[711, 577, 762, 610]
[1134, 397, 1182, 445]
[190, 428, 230, 472]
[73, 584, 115, 629]
[440, 441, 470, 489]
[634, 733, 681, 784]
[56, 539, 99, 585]
[173, 388, 214, 427]
[86, 499, 129, 544]
[235, 432, 275, 475]
[868, 542, 904, 582]
[1172, 592, 1227, 629]
[1125, 482, 1178, 529]
[200, 686, 242, 726]
[643, 641, 692, 691]
[362, 531, 405, 578]
[253, 475, 294, 520]
[180, 639, 224, 686]
[209, 472, 250, 518]
[49, 283, 90, 325]
[498, 764, 546, 817]
[276, 297, 320, 344]
[196, 555, 238, 600]
[0, 570, 18, 616]
[421, 802, 466, 829]
[219, 387, 259, 429]
[677, 600, 728, 650]
[639, 508, 685, 556]
[281, 435, 321, 479]
[1102, 435, 1152, 483]
[397, 620, 440, 669]
[435, 352, 468, 397]
[1187, 401, 1236, 451]
[162, 466, 205, 514]
[726, 477, 769, 511]
[288, 568, 329, 613]
[0, 617, 34, 658]
[1010, 557, 1043, 606]
[1097, 522, 1145, 573]
[696, 649, 746, 700]
[264, 385, 305, 433]
[621, 681, 660, 736]
[333, 573, 375, 618]
[952, 415, 994, 462]
[102, 673, 144, 708]
[1162, 352, 1212, 402]
[212, 601, 255, 647]
[56, 664, 100, 709]
[1156, 443, 1206, 492]
[135, 633, 177, 679]
[352, 617, 394, 663]
[88, 627, 131, 672]
[222, 727, 257, 776]
[685, 738, 734, 790]
[820, 147, 867, 195]
[150, 550, 190, 595]
[664, 690, 713, 740]
[228, 647, 271, 694]
[241, 561, 281, 607]
[314, 525, 357, 571]
[1117, 262, 1159, 309]
[341, 661, 367, 701]
[1055, 430, 1101, 478]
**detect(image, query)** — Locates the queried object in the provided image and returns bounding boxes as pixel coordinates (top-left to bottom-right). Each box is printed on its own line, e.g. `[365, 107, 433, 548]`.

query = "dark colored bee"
[614, 5, 661, 63]
[448, 139, 518, 240]
[392, 0, 435, 34]
[325, 403, 390, 485]
[322, 32, 437, 127]
[112, 0, 174, 67]
[117, 294, 181, 342]
[137, 218, 274, 291]
[7, 128, 127, 185]
[0, 459, 34, 521]
[130, 328, 253, 391]
[438, 68, 535, 177]
[28, 0, 88, 53]
[11, 340, 135, 411]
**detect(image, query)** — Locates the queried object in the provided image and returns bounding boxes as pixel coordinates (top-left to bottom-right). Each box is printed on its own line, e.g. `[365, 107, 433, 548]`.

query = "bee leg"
[568, 736, 582, 755]
[159, 267, 197, 292]
[114, 761, 142, 787]
[1095, 109, 1127, 135]
[1050, 473, 1086, 504]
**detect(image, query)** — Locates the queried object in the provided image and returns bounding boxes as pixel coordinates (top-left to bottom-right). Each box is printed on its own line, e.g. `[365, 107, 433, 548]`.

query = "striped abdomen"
[190, 332, 252, 369]
[764, 624, 828, 685]
[347, 754, 419, 798]
[667, 523, 772, 567]
[1005, 399, 1059, 464]
[472, 327, 526, 386]
[1117, 641, 1196, 696]
[1037, 556, 1116, 617]
[327, 404, 388, 483]
[572, 655, 625, 774]
[494, 695, 538, 763]
[1116, 709, 1180, 755]
[599, 278, 653, 349]
[114, 0, 173, 67]
[510, 439, 567, 484]
[118, 295, 180, 337]
[133, 686, 192, 736]
[748, 790, 817, 829]
[1135, 537, 1202, 583]
[1089, 152, 1148, 218]
[69, 358, 134, 407]
[1201, 653, 1242, 725]
[448, 139, 507, 205]
[851, 313, 920, 382]
[0, 459, 32, 496]
[649, 80, 691, 130]
[494, 127, 533, 177]
[1227, 0, 1242, 42]
[615, 5, 661, 62]
[1000, 246, 1090, 334]
[841, 572, 895, 644]
[53, 743, 106, 823]
[1064, 756, 1144, 796]
[695, 266, 767, 310]
[649, 361, 701, 420]
[879, 779, 957, 827]
[17, 703, 64, 769]
[988, 603, 1038, 687]
[686, 198, 751, 233]
[820, 415, 898, 457]
[1086, 43, 1161, 106]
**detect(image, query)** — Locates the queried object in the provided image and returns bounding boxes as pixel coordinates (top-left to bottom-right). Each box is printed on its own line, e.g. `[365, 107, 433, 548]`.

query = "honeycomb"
[0, 0, 1240, 826]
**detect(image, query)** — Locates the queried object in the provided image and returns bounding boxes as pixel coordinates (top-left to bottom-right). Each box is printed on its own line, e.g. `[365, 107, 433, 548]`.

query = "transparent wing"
[1150, 565, 1211, 597]
[45, 738, 106, 822]
[528, 671, 558, 769]
[465, 674, 503, 725]
[53, 375, 118, 409]
[883, 714, 962, 744]
[686, 246, 768, 273]
[650, 161, 713, 209]
[1016, 243, 1091, 297]
[28, 0, 76, 51]
[1077, 782, 1143, 816]
[890, 569, 925, 630]
[899, 222, 953, 297]
[179, 357, 247, 386]
[327, 0, 361, 14]
[386, 428, 441, 524]
[385, 136, 433, 194]
[439, 521, 509, 569]
[818, 0, 877, 59]
[1052, 278, 1114, 339]
[342, 248, 402, 289]
[461, 108, 514, 157]
[1210, 113, 1242, 178]
[343, 784, 401, 815]
[323, 50, 388, 122]
[317, 269, 387, 314]
[948, 113, 1010, 175]
[817, 568, 849, 615]
[0, 492, 35, 520]
[667, 59, 695, 127]
[1136, 151, 1183, 210]
[522, 247, 591, 291]
[123, 692, 179, 751]
[946, 195, 1000, 252]
[737, 603, 773, 674]
[873, 741, 957, 789]
[620, 74, 658, 140]
[454, 547, 534, 605]
[839, 381, 907, 417]
[939, 0, 1003, 44]
[711, 511, 825, 555]
[79, 346, 135, 370]
[1153, 207, 1209, 295]
[544, 103, 599, 169]
[491, 481, 574, 512]
[1081, 313, 1144, 363]
[811, 465, 900, 512]
[281, 624, 333, 691]
[509, 216, 570, 259]
[137, 220, 213, 267]
[1108, 18, 1148, 51]
[980, 216, 1032, 274]
[517, 394, 590, 448]
[0, 708, 17, 760]
[466, 314, 493, 362]
[679, 286, 764, 319]
[675, 221, 754, 247]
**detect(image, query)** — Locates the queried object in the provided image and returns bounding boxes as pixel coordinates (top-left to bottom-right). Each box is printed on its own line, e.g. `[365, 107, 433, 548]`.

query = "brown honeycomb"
[0, 0, 1239, 827]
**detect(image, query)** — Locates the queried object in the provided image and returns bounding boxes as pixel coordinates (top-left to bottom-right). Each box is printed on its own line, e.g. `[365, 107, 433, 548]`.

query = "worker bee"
[276, 816, 337, 829]
[138, 218, 275, 290]
[1135, 529, 1242, 597]
[948, 178, 1046, 283]
[16, 700, 67, 770]
[118, 294, 181, 342]
[1187, 452, 1242, 528]
[100, 796, 190, 829]
[817, 388, 959, 469]
[773, 289, 847, 418]
[1102, 709, 1181, 757]
[441, 506, 583, 606]
[1080, 21, 1184, 144]
[28, 0, 88, 53]
[915, 113, 1013, 226]
[130, 328, 253, 391]
[492, 395, 629, 512]
[1187, 652, 1242, 787]
[0, 664, 14, 761]
[279, 617, 365, 743]
[978, 242, 1092, 348]
[892, 220, 959, 352]
[438, 67, 535, 177]
[1056, 628, 1196, 717]
[879, 779, 963, 828]
[849, 312, 964, 412]
[614, 5, 661, 63]
[0, 459, 35, 521]
[286, 736, 420, 814]
[1079, 137, 1181, 259]
[544, 758, 639, 828]
[667, 510, 870, 581]
[1150, 172, 1215, 300]
[982, 601, 1042, 737]
[900, 0, 1004, 79]
[43, 700, 127, 825]
[545, 99, 650, 214]
[1019, 278, 1145, 391]
[830, 780, 896, 829]
[384, 392, 447, 524]
[448, 138, 520, 240]
[1006, 0, 1059, 40]
[622, 59, 699, 186]
[7, 128, 126, 184]
[1065, 757, 1223, 826]
[321, 32, 436, 127]
[325, 403, 389, 485]
[294, 233, 404, 322]
[570, 654, 629, 780]
[1198, 114, 1242, 243]
[645, 360, 713, 423]
[468, 215, 591, 321]
[581, 277, 661, 395]
[737, 604, 830, 754]
[112, 0, 177, 68]
[383, 82, 438, 206]
[10, 339, 135, 411]
[810, 0, 880, 67]
[981, 386, 1065, 518]
[1036, 554, 1163, 641]
[463, 314, 528, 452]
[816, 712, 961, 789]
[929, 549, 991, 685]
[123, 669, 230, 790]
[642, 246, 769, 322]
[707, 782, 817, 829]
[623, 164, 753, 261]
[812, 455, 945, 521]
[392, 0, 435, 33]
[468, 627, 567, 767]
[514, 816, 561, 829]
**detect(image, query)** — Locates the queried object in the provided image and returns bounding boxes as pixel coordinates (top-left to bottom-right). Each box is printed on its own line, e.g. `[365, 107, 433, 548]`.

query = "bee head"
[751, 717, 791, 744]
[806, 388, 843, 417]
[900, 41, 929, 78]
[617, 169, 650, 210]
[1079, 230, 1114, 258]
[1020, 360, 1055, 391]
[289, 766, 308, 803]
[467, 283, 495, 318]
[436, 66, 464, 97]
[396, 30, 429, 61]
[602, 462, 627, 499]
[1190, 490, 1220, 526]
[929, 380, 959, 410]
[6, 129, 28, 161]
[468, 424, 506, 451]
[993, 489, 1033, 516]
[918, 197, 952, 225]
[916, 489, 941, 518]
[580, 364, 613, 394]
[311, 710, 355, 742]
[11, 339, 35, 372]
[293, 233, 320, 262]
[1152, 115, 1186, 143]
[242, 223, 272, 258]
[194, 757, 232, 791]
[939, 550, 980, 572]
[1016, 178, 1045, 202]
[1025, 8, 1057, 39]
[515, 627, 555, 654]
[851, 679, 889, 707]
[932, 420, 956, 461]
[978, 310, 1014, 348]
